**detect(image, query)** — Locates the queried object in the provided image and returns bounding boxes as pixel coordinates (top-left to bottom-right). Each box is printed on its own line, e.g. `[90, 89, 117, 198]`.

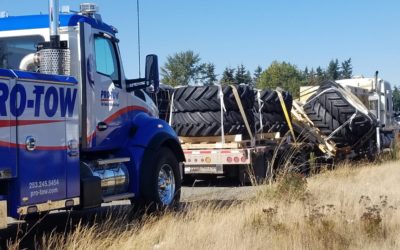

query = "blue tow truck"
[0, 1, 184, 229]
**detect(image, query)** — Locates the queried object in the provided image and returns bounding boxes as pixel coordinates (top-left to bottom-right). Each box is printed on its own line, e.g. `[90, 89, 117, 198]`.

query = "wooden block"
[180, 134, 243, 144]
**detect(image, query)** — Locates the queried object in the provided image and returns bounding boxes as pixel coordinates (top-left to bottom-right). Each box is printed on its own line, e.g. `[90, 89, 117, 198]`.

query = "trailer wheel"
[139, 147, 181, 210]
[238, 152, 272, 186]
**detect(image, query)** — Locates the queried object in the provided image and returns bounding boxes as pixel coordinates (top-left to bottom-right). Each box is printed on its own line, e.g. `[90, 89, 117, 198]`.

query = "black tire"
[290, 151, 311, 176]
[139, 147, 181, 210]
[238, 151, 274, 186]
[173, 85, 255, 112]
[172, 110, 254, 137]
[250, 152, 268, 185]
[253, 111, 288, 133]
[254, 89, 292, 134]
[304, 100, 351, 147]
[303, 81, 376, 147]
[258, 90, 293, 113]
[313, 82, 373, 136]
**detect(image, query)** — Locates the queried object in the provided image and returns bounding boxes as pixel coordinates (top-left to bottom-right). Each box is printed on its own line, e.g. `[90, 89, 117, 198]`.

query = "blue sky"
[1, 0, 400, 85]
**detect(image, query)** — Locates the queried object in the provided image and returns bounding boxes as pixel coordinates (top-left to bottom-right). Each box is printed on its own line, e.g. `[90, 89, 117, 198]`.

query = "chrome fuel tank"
[81, 159, 130, 196]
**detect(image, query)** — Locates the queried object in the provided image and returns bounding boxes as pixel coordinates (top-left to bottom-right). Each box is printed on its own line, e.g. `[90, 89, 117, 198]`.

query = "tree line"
[160, 50, 400, 111]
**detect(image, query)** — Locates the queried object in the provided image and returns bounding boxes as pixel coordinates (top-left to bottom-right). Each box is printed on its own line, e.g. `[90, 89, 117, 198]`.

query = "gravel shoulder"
[181, 178, 259, 202]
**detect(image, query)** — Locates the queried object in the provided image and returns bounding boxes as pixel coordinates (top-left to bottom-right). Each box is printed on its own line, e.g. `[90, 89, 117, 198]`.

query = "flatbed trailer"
[177, 87, 310, 183]
[181, 133, 293, 183]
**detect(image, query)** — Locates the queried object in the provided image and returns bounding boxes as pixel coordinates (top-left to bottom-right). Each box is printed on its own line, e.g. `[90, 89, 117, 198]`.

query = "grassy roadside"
[11, 160, 400, 250]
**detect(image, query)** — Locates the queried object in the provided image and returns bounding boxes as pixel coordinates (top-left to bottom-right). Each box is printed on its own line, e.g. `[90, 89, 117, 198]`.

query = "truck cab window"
[0, 36, 44, 70]
[94, 36, 121, 88]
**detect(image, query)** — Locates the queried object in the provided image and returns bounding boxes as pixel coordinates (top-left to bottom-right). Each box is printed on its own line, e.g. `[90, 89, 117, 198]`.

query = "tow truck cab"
[0, 3, 184, 223]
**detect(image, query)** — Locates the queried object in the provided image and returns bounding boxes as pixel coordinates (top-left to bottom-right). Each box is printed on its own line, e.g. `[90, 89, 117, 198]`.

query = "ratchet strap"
[230, 85, 254, 141]
[276, 89, 296, 142]
[168, 91, 175, 126]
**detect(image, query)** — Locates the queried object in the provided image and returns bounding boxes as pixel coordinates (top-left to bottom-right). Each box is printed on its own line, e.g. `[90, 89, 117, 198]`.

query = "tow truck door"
[79, 22, 128, 150]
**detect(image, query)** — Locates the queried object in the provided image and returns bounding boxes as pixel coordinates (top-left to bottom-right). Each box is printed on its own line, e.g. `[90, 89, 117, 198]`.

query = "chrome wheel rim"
[158, 164, 176, 205]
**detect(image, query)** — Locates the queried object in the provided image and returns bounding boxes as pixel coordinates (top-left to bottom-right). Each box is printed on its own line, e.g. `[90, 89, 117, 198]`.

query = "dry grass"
[11, 160, 400, 250]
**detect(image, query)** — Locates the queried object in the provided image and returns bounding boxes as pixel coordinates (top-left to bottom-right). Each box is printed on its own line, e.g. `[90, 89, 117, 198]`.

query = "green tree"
[316, 66, 326, 82]
[253, 65, 262, 86]
[256, 61, 304, 97]
[340, 58, 353, 79]
[305, 68, 321, 86]
[393, 86, 400, 111]
[326, 59, 340, 80]
[304, 67, 309, 78]
[220, 67, 236, 85]
[160, 50, 203, 86]
[235, 64, 252, 85]
[199, 63, 217, 86]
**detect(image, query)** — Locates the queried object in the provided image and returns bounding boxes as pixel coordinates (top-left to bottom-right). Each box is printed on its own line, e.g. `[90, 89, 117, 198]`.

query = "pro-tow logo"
[100, 90, 120, 107]
[0, 82, 77, 118]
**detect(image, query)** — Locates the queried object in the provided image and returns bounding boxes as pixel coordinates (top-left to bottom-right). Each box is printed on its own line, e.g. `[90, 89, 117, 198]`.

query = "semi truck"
[298, 75, 397, 160]
[0, 1, 184, 229]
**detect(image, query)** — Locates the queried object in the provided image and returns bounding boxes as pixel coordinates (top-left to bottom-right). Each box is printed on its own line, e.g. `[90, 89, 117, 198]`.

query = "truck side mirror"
[126, 54, 160, 92]
[145, 54, 159, 92]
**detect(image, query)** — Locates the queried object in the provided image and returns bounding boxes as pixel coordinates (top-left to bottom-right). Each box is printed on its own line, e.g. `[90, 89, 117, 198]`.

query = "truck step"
[102, 193, 135, 203]
[97, 157, 130, 166]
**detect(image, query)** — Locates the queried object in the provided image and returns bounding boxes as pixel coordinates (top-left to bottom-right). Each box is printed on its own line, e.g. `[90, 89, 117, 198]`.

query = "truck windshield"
[0, 36, 44, 70]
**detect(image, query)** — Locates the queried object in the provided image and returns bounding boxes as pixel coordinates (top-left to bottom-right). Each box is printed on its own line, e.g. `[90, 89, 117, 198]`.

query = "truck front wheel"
[139, 147, 181, 210]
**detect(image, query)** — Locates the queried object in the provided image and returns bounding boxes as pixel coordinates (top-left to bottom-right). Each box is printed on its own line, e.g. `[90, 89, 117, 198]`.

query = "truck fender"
[129, 113, 184, 160]
[123, 113, 184, 197]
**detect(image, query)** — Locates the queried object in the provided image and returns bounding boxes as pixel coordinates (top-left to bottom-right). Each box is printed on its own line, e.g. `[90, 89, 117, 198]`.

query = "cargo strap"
[219, 84, 226, 144]
[276, 89, 296, 142]
[168, 91, 175, 126]
[230, 85, 254, 143]
[257, 90, 263, 133]
[326, 112, 357, 141]
[304, 87, 334, 106]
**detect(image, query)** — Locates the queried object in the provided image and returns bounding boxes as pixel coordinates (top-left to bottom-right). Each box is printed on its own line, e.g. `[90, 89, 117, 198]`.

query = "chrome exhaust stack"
[35, 0, 71, 75]
[49, 0, 60, 47]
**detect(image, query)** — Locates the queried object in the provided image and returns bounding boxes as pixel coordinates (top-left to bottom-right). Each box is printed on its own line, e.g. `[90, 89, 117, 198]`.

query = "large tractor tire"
[253, 89, 292, 134]
[253, 111, 288, 134]
[173, 85, 255, 112]
[303, 81, 376, 147]
[172, 110, 254, 137]
[255, 89, 293, 114]
[314, 83, 373, 136]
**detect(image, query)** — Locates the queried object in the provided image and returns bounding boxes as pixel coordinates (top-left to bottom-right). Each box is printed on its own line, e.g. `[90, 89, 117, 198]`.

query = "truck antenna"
[137, 0, 142, 78]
